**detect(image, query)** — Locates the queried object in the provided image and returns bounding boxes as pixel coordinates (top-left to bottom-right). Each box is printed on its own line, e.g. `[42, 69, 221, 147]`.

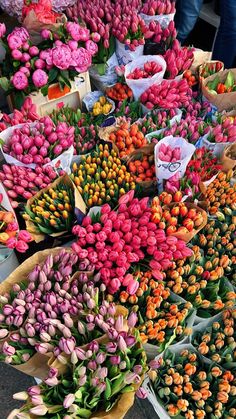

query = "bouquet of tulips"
[144, 20, 177, 55]
[204, 171, 236, 215]
[0, 164, 59, 208]
[137, 108, 180, 135]
[23, 174, 83, 241]
[149, 345, 236, 419]
[164, 39, 194, 79]
[50, 106, 97, 155]
[0, 194, 31, 253]
[140, 0, 176, 16]
[202, 117, 236, 144]
[192, 308, 236, 367]
[140, 79, 192, 110]
[164, 245, 236, 318]
[70, 144, 136, 208]
[108, 268, 194, 352]
[12, 326, 147, 418]
[1, 117, 74, 166]
[0, 98, 40, 133]
[72, 190, 192, 295]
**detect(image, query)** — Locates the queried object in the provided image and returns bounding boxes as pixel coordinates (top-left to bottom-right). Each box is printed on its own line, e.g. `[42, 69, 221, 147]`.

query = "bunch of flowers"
[72, 190, 192, 294]
[137, 108, 179, 135]
[0, 98, 39, 133]
[66, 0, 113, 50]
[0, 196, 31, 253]
[71, 144, 136, 208]
[193, 308, 236, 366]
[113, 11, 146, 51]
[164, 39, 194, 79]
[144, 20, 177, 54]
[128, 152, 156, 183]
[0, 164, 59, 208]
[165, 245, 236, 318]
[22, 0, 61, 22]
[204, 171, 236, 215]
[203, 117, 236, 143]
[150, 347, 236, 419]
[23, 176, 75, 236]
[194, 219, 236, 287]
[0, 0, 74, 20]
[13, 326, 147, 418]
[140, 79, 192, 110]
[108, 269, 193, 350]
[109, 122, 147, 158]
[0, 22, 97, 103]
[141, 0, 175, 15]
[2, 117, 74, 165]
[186, 147, 222, 183]
[182, 99, 213, 121]
[149, 115, 207, 144]
[50, 106, 97, 155]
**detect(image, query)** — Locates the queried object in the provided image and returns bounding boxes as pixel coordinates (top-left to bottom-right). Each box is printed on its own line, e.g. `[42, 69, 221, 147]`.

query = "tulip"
[30, 405, 48, 416]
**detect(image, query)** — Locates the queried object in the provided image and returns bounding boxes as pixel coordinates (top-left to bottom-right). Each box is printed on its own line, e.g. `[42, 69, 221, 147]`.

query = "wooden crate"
[7, 72, 91, 116]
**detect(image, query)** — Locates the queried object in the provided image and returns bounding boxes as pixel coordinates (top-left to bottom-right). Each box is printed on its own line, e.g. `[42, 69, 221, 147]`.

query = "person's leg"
[212, 0, 236, 68]
[175, 0, 204, 44]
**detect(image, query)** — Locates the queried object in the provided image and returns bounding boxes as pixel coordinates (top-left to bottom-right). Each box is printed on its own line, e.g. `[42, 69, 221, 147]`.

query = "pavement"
[0, 362, 158, 419]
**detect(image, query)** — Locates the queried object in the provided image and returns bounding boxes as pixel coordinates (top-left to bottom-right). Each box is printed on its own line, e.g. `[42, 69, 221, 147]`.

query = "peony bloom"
[71, 47, 92, 73]
[41, 29, 52, 40]
[52, 45, 72, 70]
[85, 40, 98, 56]
[66, 22, 90, 42]
[32, 69, 48, 88]
[7, 27, 29, 50]
[12, 71, 28, 90]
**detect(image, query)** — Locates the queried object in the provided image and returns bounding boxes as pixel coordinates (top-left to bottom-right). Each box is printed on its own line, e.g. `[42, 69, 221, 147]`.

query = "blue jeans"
[175, 0, 203, 43]
[212, 0, 236, 68]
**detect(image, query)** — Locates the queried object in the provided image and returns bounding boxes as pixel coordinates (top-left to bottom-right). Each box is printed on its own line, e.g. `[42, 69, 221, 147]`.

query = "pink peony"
[7, 27, 29, 50]
[35, 59, 46, 69]
[12, 71, 28, 90]
[85, 40, 98, 56]
[41, 29, 51, 40]
[0, 23, 6, 38]
[11, 49, 22, 60]
[66, 22, 90, 42]
[52, 45, 72, 70]
[71, 47, 92, 73]
[32, 69, 48, 88]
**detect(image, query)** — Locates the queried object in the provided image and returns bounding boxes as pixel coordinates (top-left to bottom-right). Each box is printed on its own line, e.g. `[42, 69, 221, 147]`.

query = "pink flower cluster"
[3, 117, 74, 165]
[141, 0, 175, 15]
[1, 23, 97, 94]
[204, 118, 236, 143]
[145, 20, 177, 49]
[1, 98, 39, 132]
[158, 144, 181, 162]
[6, 229, 32, 253]
[72, 191, 192, 294]
[112, 11, 147, 50]
[140, 79, 192, 110]
[164, 40, 194, 79]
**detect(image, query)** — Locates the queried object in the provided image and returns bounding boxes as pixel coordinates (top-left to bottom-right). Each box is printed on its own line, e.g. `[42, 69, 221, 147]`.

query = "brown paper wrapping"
[0, 247, 71, 379]
[164, 203, 207, 243]
[220, 143, 236, 172]
[190, 50, 212, 73]
[199, 60, 224, 85]
[202, 69, 236, 112]
[24, 174, 86, 243]
[23, 10, 67, 45]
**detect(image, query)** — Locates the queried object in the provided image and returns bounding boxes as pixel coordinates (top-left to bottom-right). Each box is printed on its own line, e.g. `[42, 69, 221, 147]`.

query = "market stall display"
[0, 1, 235, 418]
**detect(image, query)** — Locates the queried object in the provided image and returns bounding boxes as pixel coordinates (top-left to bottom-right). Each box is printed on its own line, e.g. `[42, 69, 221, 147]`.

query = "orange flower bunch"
[109, 123, 147, 158]
[165, 246, 236, 317]
[205, 170, 236, 215]
[109, 270, 193, 351]
[193, 308, 236, 367]
[151, 348, 236, 418]
[0, 210, 17, 245]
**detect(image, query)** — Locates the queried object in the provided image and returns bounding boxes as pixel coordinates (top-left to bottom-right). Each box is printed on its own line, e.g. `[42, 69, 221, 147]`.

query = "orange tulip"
[217, 391, 229, 404]
[176, 399, 189, 412]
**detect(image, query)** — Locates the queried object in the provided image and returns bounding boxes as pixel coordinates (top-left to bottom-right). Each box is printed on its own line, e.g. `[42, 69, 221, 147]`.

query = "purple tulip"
[96, 352, 106, 364]
[127, 312, 138, 328]
[63, 394, 75, 409]
[125, 335, 136, 347]
[136, 387, 147, 399]
[79, 375, 87, 386]
[30, 405, 48, 416]
[75, 347, 87, 360]
[149, 359, 162, 369]
[95, 382, 106, 395]
[110, 355, 121, 365]
[31, 395, 44, 406]
[2, 342, 15, 356]
[28, 266, 40, 282]
[133, 365, 143, 375]
[87, 360, 97, 370]
[28, 386, 41, 396]
[87, 341, 99, 353]
[0, 329, 8, 339]
[115, 315, 124, 332]
[124, 372, 141, 385]
[3, 304, 13, 316]
[85, 350, 93, 358]
[107, 328, 118, 341]
[106, 342, 117, 353]
[77, 321, 86, 336]
[25, 323, 35, 337]
[35, 343, 50, 354]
